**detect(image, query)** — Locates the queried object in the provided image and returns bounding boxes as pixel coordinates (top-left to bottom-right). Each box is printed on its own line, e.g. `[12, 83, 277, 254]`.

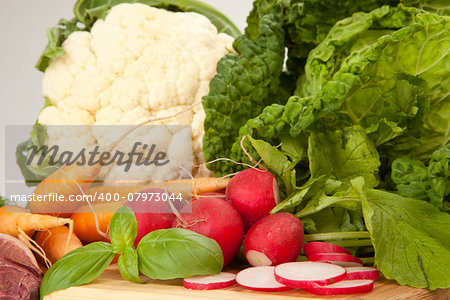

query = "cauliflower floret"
[39, 3, 234, 181]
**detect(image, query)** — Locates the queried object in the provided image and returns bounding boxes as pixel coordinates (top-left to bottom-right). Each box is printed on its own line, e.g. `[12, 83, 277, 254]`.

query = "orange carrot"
[190, 177, 231, 194]
[34, 226, 82, 264]
[86, 177, 231, 202]
[0, 206, 72, 238]
[29, 164, 103, 217]
[71, 202, 123, 243]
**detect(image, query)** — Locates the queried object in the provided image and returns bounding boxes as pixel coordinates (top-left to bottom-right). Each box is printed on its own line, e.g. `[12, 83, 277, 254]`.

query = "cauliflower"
[38, 3, 234, 181]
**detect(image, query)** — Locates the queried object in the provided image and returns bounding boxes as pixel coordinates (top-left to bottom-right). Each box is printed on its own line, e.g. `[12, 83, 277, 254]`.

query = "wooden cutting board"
[44, 265, 448, 300]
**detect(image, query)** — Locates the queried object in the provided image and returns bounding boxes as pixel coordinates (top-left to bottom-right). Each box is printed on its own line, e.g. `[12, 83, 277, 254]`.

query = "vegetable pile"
[201, 0, 449, 291]
[4, 0, 450, 298]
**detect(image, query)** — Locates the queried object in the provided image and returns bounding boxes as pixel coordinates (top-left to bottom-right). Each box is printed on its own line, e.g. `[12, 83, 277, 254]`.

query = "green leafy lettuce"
[392, 145, 449, 209]
[284, 0, 399, 73]
[203, 1, 450, 289]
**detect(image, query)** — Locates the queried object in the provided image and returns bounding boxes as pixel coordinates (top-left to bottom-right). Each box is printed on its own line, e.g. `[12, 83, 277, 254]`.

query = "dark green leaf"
[109, 206, 137, 252]
[301, 207, 365, 234]
[248, 136, 294, 194]
[392, 145, 449, 209]
[203, 0, 285, 175]
[285, 0, 399, 73]
[118, 247, 143, 283]
[40, 242, 115, 299]
[295, 177, 364, 218]
[271, 176, 326, 213]
[137, 228, 223, 280]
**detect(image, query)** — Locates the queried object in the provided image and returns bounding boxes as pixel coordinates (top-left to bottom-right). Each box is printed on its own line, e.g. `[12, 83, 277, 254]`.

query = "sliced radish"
[303, 242, 351, 257]
[345, 267, 379, 280]
[183, 272, 236, 290]
[236, 266, 293, 292]
[308, 253, 363, 267]
[304, 279, 374, 295]
[274, 262, 346, 289]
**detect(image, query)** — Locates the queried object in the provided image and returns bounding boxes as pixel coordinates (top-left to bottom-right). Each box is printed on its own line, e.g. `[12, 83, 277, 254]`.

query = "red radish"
[303, 279, 374, 295]
[244, 213, 303, 266]
[183, 272, 236, 290]
[226, 168, 280, 230]
[236, 266, 292, 292]
[345, 267, 379, 280]
[274, 261, 346, 289]
[303, 241, 351, 257]
[308, 253, 363, 267]
[173, 197, 244, 266]
[126, 188, 175, 247]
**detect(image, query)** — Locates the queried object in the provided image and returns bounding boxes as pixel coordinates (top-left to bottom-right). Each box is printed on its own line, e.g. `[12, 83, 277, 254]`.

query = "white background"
[0, 0, 253, 194]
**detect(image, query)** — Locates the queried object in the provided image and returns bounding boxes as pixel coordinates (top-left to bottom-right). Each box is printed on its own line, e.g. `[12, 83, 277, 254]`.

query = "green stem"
[328, 239, 373, 248]
[360, 257, 375, 265]
[304, 231, 370, 241]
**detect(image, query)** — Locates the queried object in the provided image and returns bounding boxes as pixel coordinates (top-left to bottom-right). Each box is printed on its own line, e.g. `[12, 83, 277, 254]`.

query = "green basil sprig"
[39, 206, 224, 299]
[138, 228, 224, 280]
[109, 206, 137, 252]
[40, 242, 115, 299]
[118, 247, 143, 283]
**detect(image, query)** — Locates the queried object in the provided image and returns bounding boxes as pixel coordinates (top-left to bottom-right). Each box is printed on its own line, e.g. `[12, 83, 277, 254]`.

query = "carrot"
[0, 206, 72, 238]
[34, 226, 82, 264]
[29, 163, 103, 217]
[86, 177, 231, 202]
[71, 202, 123, 243]
[190, 177, 231, 194]
[0, 205, 74, 267]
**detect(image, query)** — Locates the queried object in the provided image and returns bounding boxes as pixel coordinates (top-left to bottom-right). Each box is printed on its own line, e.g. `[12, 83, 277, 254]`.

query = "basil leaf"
[137, 228, 223, 280]
[109, 206, 137, 252]
[118, 247, 143, 283]
[40, 242, 115, 299]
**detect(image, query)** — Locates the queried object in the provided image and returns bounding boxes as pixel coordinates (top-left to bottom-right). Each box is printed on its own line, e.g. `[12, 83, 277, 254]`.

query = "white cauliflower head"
[38, 3, 234, 181]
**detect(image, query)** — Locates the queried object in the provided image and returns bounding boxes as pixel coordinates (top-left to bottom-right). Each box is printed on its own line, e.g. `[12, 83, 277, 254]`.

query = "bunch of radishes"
[127, 168, 378, 295]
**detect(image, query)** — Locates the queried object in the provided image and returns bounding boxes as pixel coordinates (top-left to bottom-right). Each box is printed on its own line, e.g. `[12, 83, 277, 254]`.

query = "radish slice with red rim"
[308, 253, 363, 266]
[303, 242, 351, 257]
[345, 267, 379, 280]
[303, 279, 374, 295]
[236, 266, 293, 292]
[274, 262, 346, 289]
[183, 272, 236, 290]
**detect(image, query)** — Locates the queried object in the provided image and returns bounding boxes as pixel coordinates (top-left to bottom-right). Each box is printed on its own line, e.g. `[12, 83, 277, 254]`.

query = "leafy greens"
[202, 0, 449, 289]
